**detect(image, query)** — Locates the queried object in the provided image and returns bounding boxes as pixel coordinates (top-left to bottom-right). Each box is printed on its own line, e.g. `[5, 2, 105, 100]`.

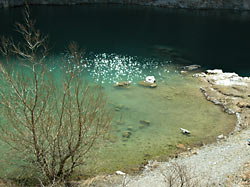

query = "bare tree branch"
[0, 6, 112, 185]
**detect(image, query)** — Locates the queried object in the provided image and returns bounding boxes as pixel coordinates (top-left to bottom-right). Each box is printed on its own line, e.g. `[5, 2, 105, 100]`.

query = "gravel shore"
[125, 128, 249, 187]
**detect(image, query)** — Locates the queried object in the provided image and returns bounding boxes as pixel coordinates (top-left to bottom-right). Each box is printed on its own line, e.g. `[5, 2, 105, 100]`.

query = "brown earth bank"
[0, 0, 250, 10]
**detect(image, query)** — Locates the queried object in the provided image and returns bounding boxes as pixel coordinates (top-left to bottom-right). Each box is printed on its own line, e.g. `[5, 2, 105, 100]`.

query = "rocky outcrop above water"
[0, 0, 250, 10]
[194, 69, 250, 131]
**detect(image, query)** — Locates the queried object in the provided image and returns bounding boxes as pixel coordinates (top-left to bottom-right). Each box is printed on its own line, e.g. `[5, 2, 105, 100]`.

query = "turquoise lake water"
[0, 5, 244, 176]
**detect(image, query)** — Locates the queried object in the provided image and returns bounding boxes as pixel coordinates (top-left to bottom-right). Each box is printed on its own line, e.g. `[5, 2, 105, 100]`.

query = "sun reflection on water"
[61, 53, 172, 84]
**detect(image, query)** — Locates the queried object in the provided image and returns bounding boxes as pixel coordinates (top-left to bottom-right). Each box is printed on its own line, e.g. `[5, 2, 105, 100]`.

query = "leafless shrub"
[161, 162, 200, 187]
[0, 5, 112, 185]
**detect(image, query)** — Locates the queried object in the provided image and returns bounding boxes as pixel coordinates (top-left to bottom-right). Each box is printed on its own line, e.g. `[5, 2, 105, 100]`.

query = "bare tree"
[0, 5, 111, 185]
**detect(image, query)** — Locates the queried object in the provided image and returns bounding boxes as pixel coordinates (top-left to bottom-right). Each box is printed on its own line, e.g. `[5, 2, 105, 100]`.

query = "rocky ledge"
[194, 69, 250, 132]
[0, 0, 250, 10]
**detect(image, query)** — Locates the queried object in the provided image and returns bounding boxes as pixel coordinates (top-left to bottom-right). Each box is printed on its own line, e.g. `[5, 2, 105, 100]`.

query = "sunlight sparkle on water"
[62, 53, 171, 84]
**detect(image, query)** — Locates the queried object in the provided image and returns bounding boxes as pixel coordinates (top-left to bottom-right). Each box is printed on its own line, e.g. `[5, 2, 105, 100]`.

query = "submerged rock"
[122, 131, 132, 138]
[138, 124, 146, 129]
[116, 120, 125, 125]
[140, 120, 151, 126]
[183, 64, 201, 71]
[114, 104, 125, 111]
[114, 81, 131, 88]
[127, 126, 133, 131]
[138, 81, 157, 88]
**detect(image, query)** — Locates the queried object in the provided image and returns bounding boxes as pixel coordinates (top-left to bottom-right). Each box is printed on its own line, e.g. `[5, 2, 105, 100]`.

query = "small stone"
[217, 134, 224, 140]
[115, 171, 126, 175]
[192, 150, 198, 155]
[180, 128, 190, 134]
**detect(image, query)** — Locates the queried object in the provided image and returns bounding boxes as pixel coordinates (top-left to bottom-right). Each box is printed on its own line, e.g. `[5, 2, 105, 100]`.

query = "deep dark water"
[1, 5, 250, 76]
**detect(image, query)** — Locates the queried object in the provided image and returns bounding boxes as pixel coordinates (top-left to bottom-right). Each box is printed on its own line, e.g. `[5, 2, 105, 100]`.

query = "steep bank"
[0, 0, 250, 10]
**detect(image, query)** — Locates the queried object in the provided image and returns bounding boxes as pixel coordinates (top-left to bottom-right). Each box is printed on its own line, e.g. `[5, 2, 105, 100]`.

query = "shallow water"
[50, 53, 235, 175]
[0, 5, 242, 177]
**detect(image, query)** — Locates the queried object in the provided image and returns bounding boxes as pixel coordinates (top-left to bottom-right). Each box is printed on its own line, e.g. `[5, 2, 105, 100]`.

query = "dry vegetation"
[161, 163, 202, 187]
[0, 5, 112, 186]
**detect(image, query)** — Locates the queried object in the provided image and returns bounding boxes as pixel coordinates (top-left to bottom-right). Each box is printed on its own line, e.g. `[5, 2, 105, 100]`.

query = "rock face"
[0, 0, 250, 10]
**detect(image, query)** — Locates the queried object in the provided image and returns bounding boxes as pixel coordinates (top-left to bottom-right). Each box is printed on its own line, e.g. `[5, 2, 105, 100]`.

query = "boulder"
[146, 76, 156, 83]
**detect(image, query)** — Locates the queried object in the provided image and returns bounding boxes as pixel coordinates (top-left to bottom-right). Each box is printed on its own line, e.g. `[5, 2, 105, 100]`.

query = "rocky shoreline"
[78, 70, 250, 187]
[195, 69, 250, 133]
[0, 0, 250, 10]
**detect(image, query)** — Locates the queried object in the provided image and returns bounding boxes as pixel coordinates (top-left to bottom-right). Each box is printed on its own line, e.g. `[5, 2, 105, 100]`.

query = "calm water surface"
[0, 5, 246, 176]
[1, 5, 250, 75]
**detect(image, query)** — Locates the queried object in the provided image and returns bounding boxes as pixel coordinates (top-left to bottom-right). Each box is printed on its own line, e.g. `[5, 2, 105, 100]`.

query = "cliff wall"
[0, 0, 250, 10]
